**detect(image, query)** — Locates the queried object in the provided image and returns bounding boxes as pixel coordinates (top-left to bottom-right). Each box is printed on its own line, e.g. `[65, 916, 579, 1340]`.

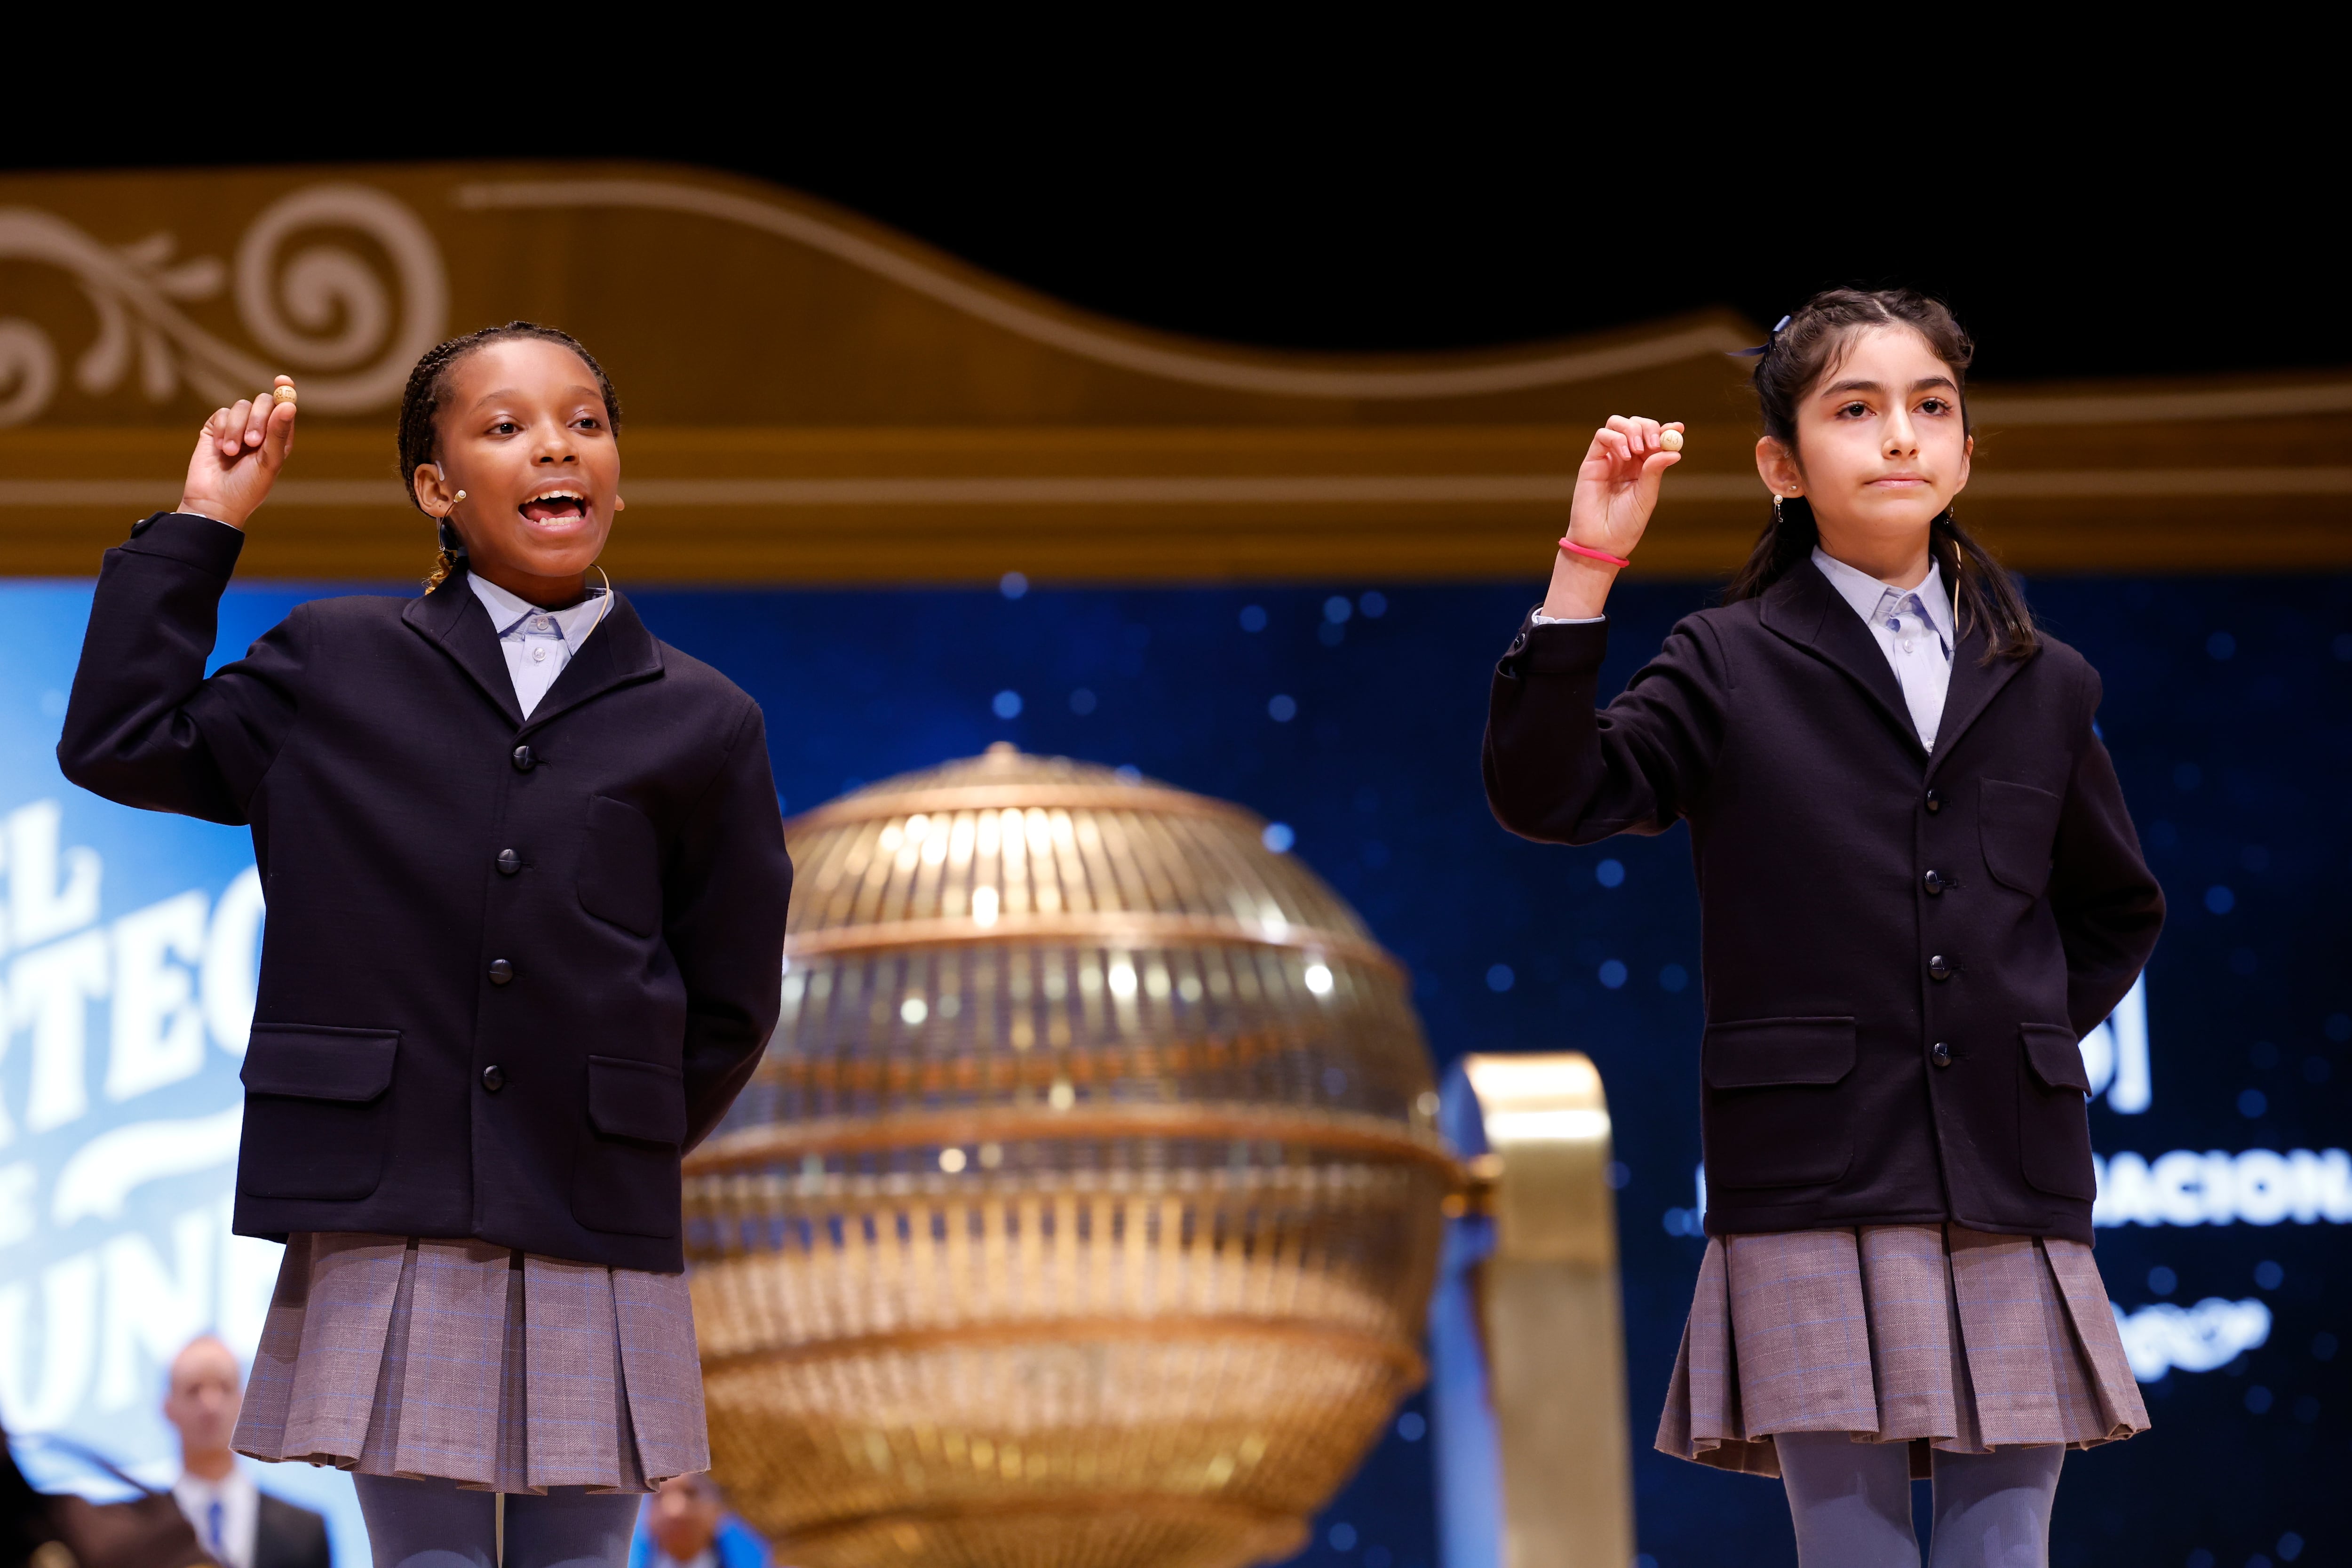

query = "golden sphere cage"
[682, 743, 1454, 1568]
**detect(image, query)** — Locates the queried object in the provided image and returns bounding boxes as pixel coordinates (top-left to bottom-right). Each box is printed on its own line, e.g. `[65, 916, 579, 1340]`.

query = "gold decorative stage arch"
[5, 161, 2350, 581]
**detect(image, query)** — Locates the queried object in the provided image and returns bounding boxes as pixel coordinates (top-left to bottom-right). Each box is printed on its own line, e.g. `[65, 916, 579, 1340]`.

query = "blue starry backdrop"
[5, 570, 2349, 1568]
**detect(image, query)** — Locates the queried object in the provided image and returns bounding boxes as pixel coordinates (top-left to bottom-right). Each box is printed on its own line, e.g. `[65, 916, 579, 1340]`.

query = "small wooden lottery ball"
[1660, 428, 1684, 452]
[273, 384, 298, 404]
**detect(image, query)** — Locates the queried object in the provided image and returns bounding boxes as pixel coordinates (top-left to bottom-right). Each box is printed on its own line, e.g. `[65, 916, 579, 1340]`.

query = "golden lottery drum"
[684, 744, 1450, 1568]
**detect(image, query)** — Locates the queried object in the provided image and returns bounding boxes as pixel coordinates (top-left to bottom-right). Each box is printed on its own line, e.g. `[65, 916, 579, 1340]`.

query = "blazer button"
[512, 745, 536, 772]
[488, 958, 515, 985]
[1931, 1042, 1953, 1067]
[1929, 954, 1954, 981]
[481, 1064, 505, 1092]
[497, 848, 521, 876]
[1923, 869, 1947, 895]
[1924, 788, 1943, 814]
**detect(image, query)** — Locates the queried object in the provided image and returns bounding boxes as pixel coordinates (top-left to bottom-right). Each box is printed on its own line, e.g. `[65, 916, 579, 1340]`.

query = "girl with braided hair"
[1483, 289, 2162, 1568]
[60, 325, 794, 1568]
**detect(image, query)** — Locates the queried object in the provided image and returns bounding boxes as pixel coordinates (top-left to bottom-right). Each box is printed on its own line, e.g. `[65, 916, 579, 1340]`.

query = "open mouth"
[519, 490, 589, 525]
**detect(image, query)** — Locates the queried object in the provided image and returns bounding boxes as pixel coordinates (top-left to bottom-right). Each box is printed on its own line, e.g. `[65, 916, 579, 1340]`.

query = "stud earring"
[454, 490, 467, 502]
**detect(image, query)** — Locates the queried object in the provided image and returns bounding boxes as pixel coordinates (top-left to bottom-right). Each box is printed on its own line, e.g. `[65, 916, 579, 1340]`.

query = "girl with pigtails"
[1484, 289, 2164, 1568]
[60, 325, 793, 1568]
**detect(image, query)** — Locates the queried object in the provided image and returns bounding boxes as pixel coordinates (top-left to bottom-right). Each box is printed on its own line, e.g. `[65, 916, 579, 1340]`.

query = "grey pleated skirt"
[232, 1233, 708, 1493]
[1657, 1223, 2149, 1479]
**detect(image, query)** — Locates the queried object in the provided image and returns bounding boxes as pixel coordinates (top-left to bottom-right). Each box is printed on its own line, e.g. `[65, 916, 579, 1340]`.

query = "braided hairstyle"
[397, 322, 623, 591]
[1724, 287, 2038, 663]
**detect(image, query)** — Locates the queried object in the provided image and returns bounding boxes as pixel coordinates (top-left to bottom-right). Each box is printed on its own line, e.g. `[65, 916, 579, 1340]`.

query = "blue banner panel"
[1, 582, 366, 1561]
[5, 570, 2347, 1568]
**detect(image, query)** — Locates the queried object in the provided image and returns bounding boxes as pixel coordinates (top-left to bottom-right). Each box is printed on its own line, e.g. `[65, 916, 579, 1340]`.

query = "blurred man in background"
[163, 1337, 330, 1568]
[630, 1474, 770, 1568]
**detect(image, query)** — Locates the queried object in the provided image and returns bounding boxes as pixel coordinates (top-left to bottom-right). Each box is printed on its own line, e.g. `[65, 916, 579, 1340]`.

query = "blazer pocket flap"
[1981, 778, 2063, 894]
[1703, 1016, 1857, 1089]
[587, 1055, 687, 1145]
[2020, 1022, 2092, 1093]
[240, 1025, 399, 1102]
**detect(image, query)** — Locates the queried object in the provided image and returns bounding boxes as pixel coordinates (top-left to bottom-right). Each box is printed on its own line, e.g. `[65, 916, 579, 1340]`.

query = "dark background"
[628, 571, 2352, 1568]
[3, 81, 2336, 383]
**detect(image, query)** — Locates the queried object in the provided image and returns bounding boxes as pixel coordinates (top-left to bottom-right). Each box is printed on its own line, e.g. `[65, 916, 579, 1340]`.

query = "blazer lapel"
[403, 572, 524, 729]
[1758, 562, 1925, 759]
[1925, 614, 2028, 780]
[518, 591, 664, 734]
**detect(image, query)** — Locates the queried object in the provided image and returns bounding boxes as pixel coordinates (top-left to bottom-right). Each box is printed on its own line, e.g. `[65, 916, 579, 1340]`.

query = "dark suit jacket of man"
[1483, 560, 2164, 1243]
[59, 514, 793, 1272]
[254, 1493, 331, 1568]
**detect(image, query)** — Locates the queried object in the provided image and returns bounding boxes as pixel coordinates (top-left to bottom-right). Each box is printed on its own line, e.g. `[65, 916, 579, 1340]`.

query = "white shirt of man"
[173, 1467, 259, 1568]
[465, 571, 610, 720]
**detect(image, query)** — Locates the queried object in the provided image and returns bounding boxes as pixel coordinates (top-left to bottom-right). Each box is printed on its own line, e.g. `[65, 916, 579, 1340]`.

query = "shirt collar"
[1811, 546, 1953, 643]
[466, 570, 608, 645]
[173, 1467, 255, 1503]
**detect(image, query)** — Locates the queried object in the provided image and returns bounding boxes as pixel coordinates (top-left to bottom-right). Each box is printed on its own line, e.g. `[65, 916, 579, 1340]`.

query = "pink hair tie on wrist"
[1558, 537, 1632, 569]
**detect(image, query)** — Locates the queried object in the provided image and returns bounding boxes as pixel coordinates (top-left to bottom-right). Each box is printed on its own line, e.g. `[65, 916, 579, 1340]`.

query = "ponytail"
[423, 544, 463, 594]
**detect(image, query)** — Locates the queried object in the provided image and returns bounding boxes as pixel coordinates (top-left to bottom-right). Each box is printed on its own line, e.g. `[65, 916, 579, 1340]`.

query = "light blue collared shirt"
[1808, 546, 1954, 750]
[465, 572, 609, 720]
[1526, 545, 1956, 748]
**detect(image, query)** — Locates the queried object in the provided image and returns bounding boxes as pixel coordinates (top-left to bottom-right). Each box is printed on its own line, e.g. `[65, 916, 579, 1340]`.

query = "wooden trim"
[5, 161, 2347, 581]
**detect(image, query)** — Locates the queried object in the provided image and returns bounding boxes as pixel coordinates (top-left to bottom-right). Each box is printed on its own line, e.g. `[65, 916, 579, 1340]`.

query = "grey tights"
[351, 1475, 641, 1568]
[1777, 1432, 2065, 1568]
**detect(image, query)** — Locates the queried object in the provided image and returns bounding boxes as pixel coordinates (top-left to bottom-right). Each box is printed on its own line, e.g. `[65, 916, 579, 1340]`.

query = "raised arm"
[1538, 414, 1682, 620]
[1484, 611, 1730, 844]
[1483, 415, 1726, 844]
[2049, 676, 2166, 1035]
[57, 382, 303, 823]
[666, 701, 795, 1150]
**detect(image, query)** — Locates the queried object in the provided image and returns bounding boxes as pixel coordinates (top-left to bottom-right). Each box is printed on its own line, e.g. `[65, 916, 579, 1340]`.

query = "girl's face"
[1756, 324, 1972, 562]
[413, 338, 622, 596]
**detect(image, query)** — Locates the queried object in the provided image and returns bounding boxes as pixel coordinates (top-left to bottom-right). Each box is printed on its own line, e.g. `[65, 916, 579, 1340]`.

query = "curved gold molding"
[5, 162, 2345, 581]
[454, 178, 1753, 401]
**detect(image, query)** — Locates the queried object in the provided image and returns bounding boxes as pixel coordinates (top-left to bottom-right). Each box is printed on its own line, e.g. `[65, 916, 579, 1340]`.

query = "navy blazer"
[60, 514, 792, 1271]
[1484, 561, 2164, 1243]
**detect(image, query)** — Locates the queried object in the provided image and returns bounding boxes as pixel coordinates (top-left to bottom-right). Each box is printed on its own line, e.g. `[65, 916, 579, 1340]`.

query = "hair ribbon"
[1730, 314, 1793, 359]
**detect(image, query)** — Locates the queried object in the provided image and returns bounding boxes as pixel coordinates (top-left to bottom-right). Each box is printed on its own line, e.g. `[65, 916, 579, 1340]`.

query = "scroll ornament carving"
[0, 183, 447, 427]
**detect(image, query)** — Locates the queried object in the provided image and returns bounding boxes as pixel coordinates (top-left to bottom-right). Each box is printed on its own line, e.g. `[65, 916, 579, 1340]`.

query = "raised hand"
[1566, 415, 1684, 560]
[179, 376, 297, 531]
[1541, 415, 1683, 621]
